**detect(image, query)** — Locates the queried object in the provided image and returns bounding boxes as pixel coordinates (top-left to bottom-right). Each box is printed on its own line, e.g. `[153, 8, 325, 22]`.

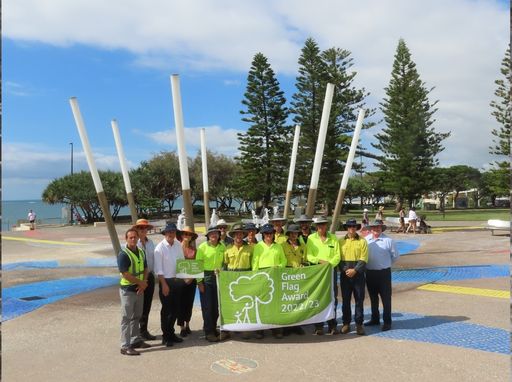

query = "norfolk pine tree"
[238, 53, 291, 208]
[374, 39, 449, 207]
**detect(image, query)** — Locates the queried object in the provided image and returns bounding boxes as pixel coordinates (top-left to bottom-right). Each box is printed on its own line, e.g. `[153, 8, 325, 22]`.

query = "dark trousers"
[199, 273, 218, 335]
[139, 272, 155, 333]
[340, 271, 365, 325]
[159, 278, 183, 341]
[315, 269, 338, 329]
[366, 268, 392, 324]
[178, 279, 197, 326]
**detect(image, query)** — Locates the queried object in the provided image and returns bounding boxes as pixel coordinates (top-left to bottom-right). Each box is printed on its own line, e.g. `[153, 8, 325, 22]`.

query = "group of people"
[363, 206, 420, 234]
[117, 214, 400, 356]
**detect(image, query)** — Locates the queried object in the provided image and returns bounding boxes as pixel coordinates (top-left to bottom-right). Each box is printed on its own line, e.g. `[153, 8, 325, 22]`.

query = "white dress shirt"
[365, 233, 399, 270]
[153, 238, 184, 278]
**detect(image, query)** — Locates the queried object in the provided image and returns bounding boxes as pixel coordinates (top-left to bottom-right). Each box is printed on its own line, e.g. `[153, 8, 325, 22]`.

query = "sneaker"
[313, 328, 324, 335]
[356, 325, 365, 335]
[341, 324, 350, 334]
[140, 331, 157, 340]
[381, 323, 392, 331]
[132, 341, 151, 349]
[219, 331, 231, 341]
[364, 320, 380, 327]
[206, 334, 219, 342]
[120, 347, 140, 356]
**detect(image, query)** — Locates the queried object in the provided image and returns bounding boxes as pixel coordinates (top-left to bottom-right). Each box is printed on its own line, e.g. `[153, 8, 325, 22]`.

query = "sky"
[3, 0, 509, 200]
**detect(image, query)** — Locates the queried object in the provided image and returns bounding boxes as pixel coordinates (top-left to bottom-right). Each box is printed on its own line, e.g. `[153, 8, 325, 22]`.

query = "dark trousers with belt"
[315, 268, 338, 330]
[178, 279, 197, 326]
[340, 271, 365, 325]
[366, 268, 392, 324]
[139, 272, 155, 333]
[159, 278, 183, 341]
[199, 272, 218, 335]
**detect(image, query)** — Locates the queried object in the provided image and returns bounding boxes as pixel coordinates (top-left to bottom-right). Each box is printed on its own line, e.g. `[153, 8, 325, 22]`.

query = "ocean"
[2, 200, 70, 231]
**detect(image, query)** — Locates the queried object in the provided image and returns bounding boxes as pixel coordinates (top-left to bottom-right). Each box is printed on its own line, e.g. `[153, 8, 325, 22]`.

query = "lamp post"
[70, 142, 74, 224]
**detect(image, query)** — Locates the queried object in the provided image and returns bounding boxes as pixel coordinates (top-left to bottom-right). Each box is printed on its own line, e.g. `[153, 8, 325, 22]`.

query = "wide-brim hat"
[244, 222, 259, 233]
[205, 225, 221, 237]
[228, 222, 248, 238]
[216, 219, 229, 228]
[133, 218, 154, 230]
[294, 214, 314, 224]
[343, 219, 361, 230]
[286, 224, 301, 235]
[177, 226, 198, 241]
[161, 222, 178, 234]
[269, 215, 287, 222]
[259, 223, 275, 234]
[313, 216, 329, 225]
[366, 219, 387, 232]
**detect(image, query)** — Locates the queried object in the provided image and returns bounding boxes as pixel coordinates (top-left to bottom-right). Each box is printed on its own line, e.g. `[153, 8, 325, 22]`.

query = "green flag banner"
[176, 259, 204, 279]
[218, 263, 334, 331]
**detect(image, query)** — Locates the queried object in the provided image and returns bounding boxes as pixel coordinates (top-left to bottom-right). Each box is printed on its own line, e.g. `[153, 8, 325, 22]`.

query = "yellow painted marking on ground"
[418, 284, 509, 299]
[2, 236, 87, 246]
[431, 226, 483, 232]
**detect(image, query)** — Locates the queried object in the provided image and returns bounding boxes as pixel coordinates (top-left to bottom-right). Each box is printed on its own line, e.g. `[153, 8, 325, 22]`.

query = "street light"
[70, 142, 74, 224]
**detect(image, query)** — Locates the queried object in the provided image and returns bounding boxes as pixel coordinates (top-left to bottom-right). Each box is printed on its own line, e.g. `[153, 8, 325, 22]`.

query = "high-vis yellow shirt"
[252, 241, 287, 271]
[281, 240, 306, 268]
[224, 243, 253, 270]
[196, 241, 226, 270]
[274, 231, 288, 245]
[306, 232, 341, 267]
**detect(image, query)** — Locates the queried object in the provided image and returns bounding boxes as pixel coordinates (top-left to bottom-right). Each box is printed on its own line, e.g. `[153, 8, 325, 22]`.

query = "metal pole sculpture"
[69, 97, 121, 255]
[170, 74, 194, 230]
[283, 125, 300, 219]
[330, 108, 365, 233]
[111, 119, 138, 224]
[200, 128, 210, 229]
[305, 83, 335, 218]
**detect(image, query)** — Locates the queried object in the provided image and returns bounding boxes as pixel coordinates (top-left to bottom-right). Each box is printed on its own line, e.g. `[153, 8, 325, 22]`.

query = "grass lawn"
[340, 208, 510, 222]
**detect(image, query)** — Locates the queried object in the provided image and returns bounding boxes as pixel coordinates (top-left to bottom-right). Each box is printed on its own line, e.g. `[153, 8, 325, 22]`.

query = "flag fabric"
[176, 259, 204, 279]
[218, 263, 334, 331]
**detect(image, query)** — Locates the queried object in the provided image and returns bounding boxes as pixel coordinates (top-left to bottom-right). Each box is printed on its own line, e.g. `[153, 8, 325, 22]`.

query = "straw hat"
[133, 218, 154, 230]
[177, 226, 198, 241]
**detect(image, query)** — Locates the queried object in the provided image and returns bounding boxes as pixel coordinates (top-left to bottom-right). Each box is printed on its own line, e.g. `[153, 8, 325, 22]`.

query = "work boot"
[314, 327, 324, 335]
[206, 334, 219, 342]
[381, 323, 392, 331]
[356, 324, 366, 335]
[272, 329, 283, 339]
[341, 324, 350, 334]
[254, 331, 264, 340]
[219, 331, 231, 341]
[364, 320, 380, 327]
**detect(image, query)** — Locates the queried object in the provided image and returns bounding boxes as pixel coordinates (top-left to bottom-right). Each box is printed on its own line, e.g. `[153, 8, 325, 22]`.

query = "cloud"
[142, 125, 242, 156]
[4, 0, 508, 170]
[5, 81, 32, 96]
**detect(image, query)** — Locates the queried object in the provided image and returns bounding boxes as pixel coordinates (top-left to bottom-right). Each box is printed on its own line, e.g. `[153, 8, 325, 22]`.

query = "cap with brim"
[366, 219, 387, 232]
[228, 223, 248, 238]
[177, 226, 198, 241]
[205, 225, 221, 237]
[216, 219, 228, 228]
[133, 218, 154, 230]
[286, 224, 301, 235]
[244, 223, 259, 233]
[313, 217, 329, 225]
[294, 214, 314, 224]
[342, 219, 361, 230]
[161, 223, 178, 235]
[259, 223, 275, 234]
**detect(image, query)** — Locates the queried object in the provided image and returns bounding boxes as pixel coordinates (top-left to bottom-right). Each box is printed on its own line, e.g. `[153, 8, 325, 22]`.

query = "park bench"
[486, 219, 510, 236]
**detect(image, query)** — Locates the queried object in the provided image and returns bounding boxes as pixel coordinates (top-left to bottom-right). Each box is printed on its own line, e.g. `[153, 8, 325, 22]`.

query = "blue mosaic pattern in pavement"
[361, 310, 509, 355]
[392, 264, 508, 283]
[3, 276, 118, 321]
[3, 258, 117, 270]
[395, 240, 420, 255]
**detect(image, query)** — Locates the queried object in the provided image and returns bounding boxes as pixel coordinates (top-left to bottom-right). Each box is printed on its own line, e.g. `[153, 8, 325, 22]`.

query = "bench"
[486, 219, 510, 236]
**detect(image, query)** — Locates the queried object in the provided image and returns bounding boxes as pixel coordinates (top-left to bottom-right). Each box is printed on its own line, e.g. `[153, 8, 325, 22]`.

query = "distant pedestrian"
[362, 209, 369, 226]
[28, 209, 36, 230]
[364, 220, 399, 331]
[397, 207, 406, 233]
[375, 206, 384, 221]
[406, 207, 418, 234]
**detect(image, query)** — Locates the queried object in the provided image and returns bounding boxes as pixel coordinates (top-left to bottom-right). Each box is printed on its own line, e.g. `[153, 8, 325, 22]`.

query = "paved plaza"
[2, 221, 510, 381]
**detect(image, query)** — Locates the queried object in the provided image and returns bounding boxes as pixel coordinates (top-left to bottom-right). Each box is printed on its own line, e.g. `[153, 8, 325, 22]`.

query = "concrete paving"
[2, 223, 509, 381]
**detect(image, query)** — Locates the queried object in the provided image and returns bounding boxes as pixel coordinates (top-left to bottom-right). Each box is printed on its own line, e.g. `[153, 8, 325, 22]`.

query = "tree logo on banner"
[228, 273, 274, 324]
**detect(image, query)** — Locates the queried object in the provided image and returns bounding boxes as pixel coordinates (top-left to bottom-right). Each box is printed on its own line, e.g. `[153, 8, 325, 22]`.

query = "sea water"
[2, 200, 68, 231]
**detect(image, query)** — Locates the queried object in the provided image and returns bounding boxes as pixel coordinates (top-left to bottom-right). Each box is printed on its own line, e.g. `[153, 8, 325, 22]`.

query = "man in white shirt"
[154, 223, 185, 347]
[28, 209, 36, 230]
[364, 220, 400, 331]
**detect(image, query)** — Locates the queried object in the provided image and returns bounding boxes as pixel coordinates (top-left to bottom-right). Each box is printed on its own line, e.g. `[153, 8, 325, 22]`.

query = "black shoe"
[141, 331, 157, 341]
[170, 334, 184, 343]
[382, 323, 392, 331]
[180, 329, 188, 337]
[132, 341, 151, 349]
[120, 347, 140, 356]
[185, 326, 192, 335]
[295, 327, 305, 335]
[364, 320, 380, 327]
[164, 341, 174, 347]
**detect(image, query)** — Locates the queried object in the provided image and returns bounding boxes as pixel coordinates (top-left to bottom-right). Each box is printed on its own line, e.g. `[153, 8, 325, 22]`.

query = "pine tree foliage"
[291, 38, 372, 212]
[373, 39, 449, 205]
[238, 53, 291, 207]
[489, 47, 511, 170]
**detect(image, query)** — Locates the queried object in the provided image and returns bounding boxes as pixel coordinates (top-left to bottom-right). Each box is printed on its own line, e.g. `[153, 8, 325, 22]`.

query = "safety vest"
[120, 247, 145, 286]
